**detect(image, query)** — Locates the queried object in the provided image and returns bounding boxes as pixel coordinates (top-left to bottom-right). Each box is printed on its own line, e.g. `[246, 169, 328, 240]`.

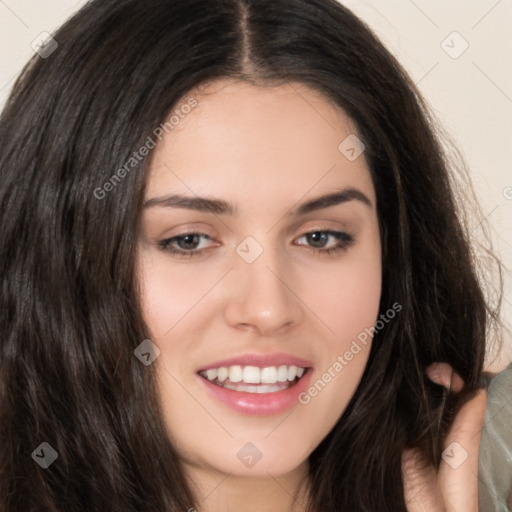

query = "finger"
[402, 447, 444, 511]
[426, 362, 464, 392]
[438, 388, 487, 512]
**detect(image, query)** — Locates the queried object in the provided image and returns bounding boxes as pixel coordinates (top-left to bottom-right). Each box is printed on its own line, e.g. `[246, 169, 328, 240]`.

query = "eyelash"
[158, 230, 355, 258]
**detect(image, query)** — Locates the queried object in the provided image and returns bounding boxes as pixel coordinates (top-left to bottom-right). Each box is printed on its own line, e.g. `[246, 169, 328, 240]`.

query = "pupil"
[307, 232, 328, 248]
[178, 234, 200, 250]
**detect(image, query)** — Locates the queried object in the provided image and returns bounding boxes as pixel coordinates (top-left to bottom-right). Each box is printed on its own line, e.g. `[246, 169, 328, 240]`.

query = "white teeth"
[257, 385, 280, 393]
[229, 365, 243, 383]
[260, 366, 278, 384]
[206, 368, 218, 381]
[217, 366, 229, 382]
[221, 382, 290, 393]
[277, 365, 289, 382]
[200, 364, 308, 389]
[242, 366, 260, 384]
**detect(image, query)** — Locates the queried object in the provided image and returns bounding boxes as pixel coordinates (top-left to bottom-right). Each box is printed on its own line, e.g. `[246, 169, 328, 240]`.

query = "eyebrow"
[143, 187, 373, 216]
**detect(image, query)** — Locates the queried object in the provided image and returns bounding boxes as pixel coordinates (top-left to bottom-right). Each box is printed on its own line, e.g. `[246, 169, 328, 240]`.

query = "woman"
[0, 0, 504, 510]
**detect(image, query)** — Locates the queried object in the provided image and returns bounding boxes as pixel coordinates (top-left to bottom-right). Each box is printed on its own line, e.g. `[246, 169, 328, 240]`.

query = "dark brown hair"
[0, 0, 502, 510]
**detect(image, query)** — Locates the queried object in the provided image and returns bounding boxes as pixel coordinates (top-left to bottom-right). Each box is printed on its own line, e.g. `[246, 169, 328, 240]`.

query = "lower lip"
[197, 370, 313, 416]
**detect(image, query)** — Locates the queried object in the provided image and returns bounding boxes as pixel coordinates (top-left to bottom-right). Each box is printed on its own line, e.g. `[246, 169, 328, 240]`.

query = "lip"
[197, 367, 313, 416]
[196, 352, 314, 372]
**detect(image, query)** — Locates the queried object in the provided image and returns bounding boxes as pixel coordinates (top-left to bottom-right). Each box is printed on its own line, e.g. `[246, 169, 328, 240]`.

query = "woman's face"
[136, 79, 381, 480]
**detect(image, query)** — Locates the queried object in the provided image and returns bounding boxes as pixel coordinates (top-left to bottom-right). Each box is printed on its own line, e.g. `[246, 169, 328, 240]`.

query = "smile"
[198, 365, 306, 393]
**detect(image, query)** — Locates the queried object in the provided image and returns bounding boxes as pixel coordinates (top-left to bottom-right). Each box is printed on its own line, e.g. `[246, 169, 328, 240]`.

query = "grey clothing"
[479, 363, 512, 511]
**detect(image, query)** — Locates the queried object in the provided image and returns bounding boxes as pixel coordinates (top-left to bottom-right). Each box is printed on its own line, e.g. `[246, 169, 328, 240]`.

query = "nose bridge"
[224, 234, 302, 335]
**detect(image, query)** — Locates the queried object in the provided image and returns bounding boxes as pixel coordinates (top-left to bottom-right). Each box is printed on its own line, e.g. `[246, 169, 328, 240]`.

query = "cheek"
[307, 264, 381, 336]
[137, 249, 223, 339]
[293, 244, 381, 435]
[298, 240, 382, 348]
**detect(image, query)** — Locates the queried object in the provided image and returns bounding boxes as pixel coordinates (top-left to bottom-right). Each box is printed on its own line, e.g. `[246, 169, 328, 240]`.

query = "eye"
[158, 229, 355, 259]
[294, 230, 355, 255]
[158, 232, 216, 258]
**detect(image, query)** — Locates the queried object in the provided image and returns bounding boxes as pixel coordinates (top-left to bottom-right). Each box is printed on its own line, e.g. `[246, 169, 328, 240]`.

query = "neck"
[184, 460, 311, 512]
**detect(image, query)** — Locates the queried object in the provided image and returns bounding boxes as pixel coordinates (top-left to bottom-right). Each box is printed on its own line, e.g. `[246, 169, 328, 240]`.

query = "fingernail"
[426, 363, 441, 383]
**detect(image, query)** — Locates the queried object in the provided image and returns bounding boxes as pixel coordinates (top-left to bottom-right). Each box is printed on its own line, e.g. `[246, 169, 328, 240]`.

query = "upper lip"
[197, 352, 314, 372]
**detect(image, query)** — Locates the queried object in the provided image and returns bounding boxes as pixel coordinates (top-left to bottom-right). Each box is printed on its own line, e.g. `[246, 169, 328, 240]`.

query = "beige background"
[1, 0, 510, 369]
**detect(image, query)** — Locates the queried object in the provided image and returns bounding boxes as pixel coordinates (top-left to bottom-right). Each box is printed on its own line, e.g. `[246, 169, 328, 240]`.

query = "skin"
[136, 79, 381, 511]
[135, 79, 486, 511]
[404, 364, 487, 512]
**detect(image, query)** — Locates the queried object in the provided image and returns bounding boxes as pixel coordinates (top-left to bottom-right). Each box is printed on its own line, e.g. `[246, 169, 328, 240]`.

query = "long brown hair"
[0, 0, 502, 510]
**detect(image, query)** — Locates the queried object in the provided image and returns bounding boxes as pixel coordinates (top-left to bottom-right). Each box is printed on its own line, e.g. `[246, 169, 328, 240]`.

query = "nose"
[223, 245, 303, 337]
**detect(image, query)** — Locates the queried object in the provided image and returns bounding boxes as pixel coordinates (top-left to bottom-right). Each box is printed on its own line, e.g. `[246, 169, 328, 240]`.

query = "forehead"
[145, 79, 375, 208]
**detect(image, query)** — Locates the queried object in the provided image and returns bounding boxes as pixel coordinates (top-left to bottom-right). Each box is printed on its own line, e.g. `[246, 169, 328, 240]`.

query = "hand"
[402, 362, 487, 512]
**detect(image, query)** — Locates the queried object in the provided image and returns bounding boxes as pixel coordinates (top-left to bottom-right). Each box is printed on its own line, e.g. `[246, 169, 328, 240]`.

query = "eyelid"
[158, 227, 355, 258]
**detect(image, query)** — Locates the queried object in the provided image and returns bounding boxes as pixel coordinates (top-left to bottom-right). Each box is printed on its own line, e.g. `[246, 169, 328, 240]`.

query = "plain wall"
[1, 0, 510, 369]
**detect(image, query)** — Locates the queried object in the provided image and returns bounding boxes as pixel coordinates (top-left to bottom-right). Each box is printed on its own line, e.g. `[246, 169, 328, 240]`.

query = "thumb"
[438, 388, 487, 512]
[402, 447, 444, 511]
